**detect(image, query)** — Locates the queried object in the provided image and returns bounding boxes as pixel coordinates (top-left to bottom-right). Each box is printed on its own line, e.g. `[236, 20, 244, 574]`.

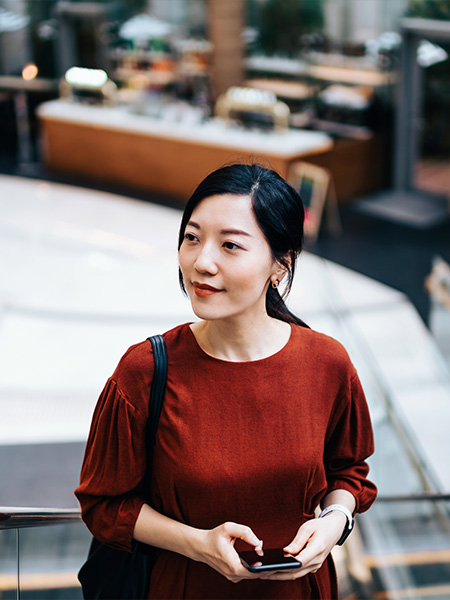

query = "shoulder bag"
[78, 334, 168, 599]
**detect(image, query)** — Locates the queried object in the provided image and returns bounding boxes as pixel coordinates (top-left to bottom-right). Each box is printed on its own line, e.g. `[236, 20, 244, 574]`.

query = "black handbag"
[78, 334, 168, 600]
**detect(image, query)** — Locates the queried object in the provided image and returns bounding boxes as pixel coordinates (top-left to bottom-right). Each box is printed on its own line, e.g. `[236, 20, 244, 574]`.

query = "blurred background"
[0, 1, 450, 599]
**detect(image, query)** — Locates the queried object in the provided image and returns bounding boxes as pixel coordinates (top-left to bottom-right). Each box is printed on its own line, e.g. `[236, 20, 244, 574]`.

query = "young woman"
[76, 163, 377, 599]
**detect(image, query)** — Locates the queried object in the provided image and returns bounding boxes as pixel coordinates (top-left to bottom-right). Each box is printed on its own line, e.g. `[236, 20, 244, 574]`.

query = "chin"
[188, 298, 226, 321]
[191, 305, 224, 321]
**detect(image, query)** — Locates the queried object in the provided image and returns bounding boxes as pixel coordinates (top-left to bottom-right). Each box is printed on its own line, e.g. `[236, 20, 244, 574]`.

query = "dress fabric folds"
[76, 323, 377, 599]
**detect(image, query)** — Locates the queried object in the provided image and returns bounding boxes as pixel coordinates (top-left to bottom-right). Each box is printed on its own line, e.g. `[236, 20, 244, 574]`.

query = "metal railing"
[2, 495, 450, 600]
[0, 507, 81, 530]
[2, 494, 450, 529]
[0, 507, 86, 600]
[376, 493, 450, 503]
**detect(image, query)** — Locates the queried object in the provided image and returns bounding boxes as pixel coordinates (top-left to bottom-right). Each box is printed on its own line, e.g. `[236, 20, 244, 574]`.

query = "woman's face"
[179, 194, 282, 323]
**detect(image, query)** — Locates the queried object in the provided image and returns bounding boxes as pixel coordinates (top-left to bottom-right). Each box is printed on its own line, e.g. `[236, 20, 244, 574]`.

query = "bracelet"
[318, 504, 354, 546]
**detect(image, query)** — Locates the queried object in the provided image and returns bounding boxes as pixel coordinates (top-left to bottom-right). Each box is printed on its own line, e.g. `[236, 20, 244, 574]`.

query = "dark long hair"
[178, 163, 309, 328]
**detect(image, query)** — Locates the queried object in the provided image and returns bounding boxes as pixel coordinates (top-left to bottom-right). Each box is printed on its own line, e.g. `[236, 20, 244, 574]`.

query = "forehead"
[190, 194, 257, 228]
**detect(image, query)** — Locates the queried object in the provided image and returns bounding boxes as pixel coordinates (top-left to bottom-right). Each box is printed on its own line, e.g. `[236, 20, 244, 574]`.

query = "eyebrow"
[187, 220, 253, 237]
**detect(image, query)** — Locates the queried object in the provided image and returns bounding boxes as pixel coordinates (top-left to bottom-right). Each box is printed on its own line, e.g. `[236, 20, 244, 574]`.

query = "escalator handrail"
[2, 493, 450, 530]
[376, 492, 450, 502]
[0, 506, 81, 530]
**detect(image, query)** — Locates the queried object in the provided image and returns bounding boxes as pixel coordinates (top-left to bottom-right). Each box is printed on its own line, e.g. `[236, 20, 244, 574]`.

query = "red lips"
[193, 282, 222, 298]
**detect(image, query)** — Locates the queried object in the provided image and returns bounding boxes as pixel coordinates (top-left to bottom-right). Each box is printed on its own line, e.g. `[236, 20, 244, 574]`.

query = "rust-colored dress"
[75, 323, 377, 599]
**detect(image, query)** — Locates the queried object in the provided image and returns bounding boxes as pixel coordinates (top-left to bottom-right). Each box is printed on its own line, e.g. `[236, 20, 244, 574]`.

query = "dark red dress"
[76, 323, 377, 599]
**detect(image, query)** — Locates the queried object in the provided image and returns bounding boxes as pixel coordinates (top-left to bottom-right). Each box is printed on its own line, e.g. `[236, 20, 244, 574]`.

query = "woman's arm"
[133, 504, 263, 583]
[321, 489, 356, 513]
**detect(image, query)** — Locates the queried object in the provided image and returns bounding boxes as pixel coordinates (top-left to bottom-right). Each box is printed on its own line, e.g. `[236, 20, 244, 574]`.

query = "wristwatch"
[318, 504, 354, 546]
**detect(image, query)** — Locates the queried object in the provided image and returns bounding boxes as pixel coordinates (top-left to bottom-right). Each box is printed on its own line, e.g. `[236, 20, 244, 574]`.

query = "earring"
[271, 279, 279, 289]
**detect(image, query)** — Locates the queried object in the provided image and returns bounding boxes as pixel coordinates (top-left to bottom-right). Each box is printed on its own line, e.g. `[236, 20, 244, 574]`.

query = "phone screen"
[239, 548, 302, 572]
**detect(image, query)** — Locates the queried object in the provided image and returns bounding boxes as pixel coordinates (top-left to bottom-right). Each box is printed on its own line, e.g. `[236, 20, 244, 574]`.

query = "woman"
[76, 163, 377, 599]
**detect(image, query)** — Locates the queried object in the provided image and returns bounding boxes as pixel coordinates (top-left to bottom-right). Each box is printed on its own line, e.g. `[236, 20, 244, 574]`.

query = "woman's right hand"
[134, 506, 263, 582]
[196, 522, 263, 583]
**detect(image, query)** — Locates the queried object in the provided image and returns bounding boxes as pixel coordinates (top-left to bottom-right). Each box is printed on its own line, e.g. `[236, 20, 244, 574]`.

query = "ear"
[273, 253, 291, 281]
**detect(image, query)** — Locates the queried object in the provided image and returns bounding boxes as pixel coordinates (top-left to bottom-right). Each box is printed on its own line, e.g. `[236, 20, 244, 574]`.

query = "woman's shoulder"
[109, 323, 191, 406]
[290, 323, 355, 373]
[112, 323, 191, 377]
[289, 325, 360, 405]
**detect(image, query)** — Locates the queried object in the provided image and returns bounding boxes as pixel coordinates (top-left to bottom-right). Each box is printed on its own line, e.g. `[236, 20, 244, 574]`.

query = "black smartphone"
[239, 548, 302, 573]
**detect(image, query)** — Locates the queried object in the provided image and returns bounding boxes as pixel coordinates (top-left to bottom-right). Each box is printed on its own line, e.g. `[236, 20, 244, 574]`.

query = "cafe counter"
[37, 100, 333, 199]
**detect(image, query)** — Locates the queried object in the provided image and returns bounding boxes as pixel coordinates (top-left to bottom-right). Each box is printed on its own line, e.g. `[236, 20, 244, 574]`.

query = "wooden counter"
[37, 100, 333, 200]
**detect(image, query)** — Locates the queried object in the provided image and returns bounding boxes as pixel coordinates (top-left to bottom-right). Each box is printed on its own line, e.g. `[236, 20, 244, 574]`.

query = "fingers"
[283, 528, 311, 557]
[203, 522, 264, 582]
[223, 522, 264, 556]
[266, 521, 331, 581]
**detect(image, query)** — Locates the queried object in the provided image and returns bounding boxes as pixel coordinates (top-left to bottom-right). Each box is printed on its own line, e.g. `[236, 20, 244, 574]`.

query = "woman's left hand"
[258, 512, 347, 581]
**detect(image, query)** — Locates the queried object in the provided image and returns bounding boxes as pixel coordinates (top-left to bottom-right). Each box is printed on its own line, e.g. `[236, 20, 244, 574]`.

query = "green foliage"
[408, 0, 450, 19]
[258, 0, 324, 57]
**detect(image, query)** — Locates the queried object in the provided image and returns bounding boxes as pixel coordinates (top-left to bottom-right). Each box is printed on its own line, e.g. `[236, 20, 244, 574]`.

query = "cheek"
[231, 259, 273, 292]
[178, 246, 190, 273]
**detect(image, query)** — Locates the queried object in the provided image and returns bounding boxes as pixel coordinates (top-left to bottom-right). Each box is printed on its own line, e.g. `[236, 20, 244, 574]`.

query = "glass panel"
[306, 304, 432, 497]
[17, 521, 90, 600]
[0, 528, 18, 600]
[359, 499, 450, 600]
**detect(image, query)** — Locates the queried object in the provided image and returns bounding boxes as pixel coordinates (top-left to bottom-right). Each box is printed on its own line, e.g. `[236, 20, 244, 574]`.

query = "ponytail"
[266, 283, 310, 328]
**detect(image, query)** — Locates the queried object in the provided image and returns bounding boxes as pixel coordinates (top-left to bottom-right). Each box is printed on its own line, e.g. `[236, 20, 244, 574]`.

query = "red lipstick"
[193, 283, 222, 298]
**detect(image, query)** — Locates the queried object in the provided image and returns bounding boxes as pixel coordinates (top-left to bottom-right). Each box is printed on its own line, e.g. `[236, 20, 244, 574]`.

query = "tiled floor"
[2, 174, 450, 598]
[1, 173, 449, 496]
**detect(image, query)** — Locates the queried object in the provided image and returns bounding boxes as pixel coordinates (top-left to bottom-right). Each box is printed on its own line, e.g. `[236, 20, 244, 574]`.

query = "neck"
[191, 314, 291, 362]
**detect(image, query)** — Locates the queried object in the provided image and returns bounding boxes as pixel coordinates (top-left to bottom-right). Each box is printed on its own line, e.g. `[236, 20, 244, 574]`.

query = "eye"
[184, 232, 198, 242]
[223, 241, 242, 250]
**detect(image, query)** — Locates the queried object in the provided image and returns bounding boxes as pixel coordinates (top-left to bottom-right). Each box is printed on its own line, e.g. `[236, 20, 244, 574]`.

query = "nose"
[193, 242, 219, 275]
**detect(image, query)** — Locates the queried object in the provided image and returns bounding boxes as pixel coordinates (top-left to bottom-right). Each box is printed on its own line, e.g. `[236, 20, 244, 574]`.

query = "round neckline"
[185, 322, 293, 365]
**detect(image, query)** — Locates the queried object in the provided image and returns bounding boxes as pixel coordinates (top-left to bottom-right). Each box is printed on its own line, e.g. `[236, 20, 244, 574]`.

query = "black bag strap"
[143, 334, 167, 497]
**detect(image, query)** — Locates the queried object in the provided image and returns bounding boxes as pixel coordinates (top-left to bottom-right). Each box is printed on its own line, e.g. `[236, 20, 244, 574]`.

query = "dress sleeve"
[324, 372, 377, 513]
[75, 375, 149, 552]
